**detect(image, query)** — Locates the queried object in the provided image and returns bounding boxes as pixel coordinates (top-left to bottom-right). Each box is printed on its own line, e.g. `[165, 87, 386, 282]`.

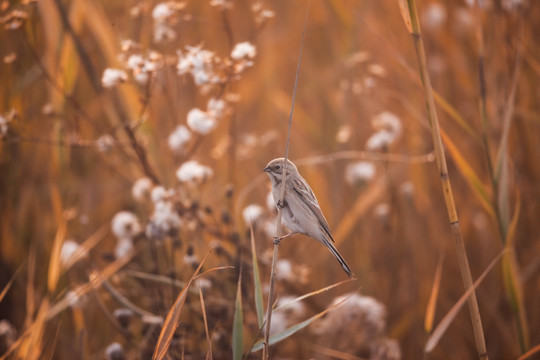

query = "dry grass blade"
[425, 250, 507, 353]
[250, 223, 264, 327]
[18, 300, 50, 360]
[47, 218, 67, 293]
[305, 341, 367, 360]
[153, 249, 214, 360]
[274, 278, 355, 312]
[0, 265, 22, 304]
[233, 272, 244, 360]
[253, 292, 354, 352]
[517, 343, 540, 360]
[502, 195, 529, 352]
[494, 52, 521, 182]
[397, 0, 412, 33]
[198, 283, 213, 360]
[124, 270, 188, 288]
[195, 266, 235, 279]
[424, 255, 444, 334]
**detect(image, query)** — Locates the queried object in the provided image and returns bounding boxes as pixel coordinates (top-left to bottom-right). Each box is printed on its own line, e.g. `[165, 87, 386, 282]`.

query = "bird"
[263, 157, 354, 278]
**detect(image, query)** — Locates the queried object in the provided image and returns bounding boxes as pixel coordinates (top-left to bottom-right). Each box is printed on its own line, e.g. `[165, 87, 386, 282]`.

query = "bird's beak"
[263, 166, 271, 173]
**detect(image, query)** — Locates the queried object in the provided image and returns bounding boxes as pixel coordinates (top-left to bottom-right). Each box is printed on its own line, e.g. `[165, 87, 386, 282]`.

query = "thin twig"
[262, 2, 310, 359]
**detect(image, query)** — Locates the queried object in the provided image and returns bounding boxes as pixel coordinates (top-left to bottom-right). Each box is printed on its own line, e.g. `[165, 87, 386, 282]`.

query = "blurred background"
[0, 0, 539, 359]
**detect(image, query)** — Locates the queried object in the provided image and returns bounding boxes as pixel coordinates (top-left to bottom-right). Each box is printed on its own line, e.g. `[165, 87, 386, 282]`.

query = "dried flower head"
[252, 3, 275, 25]
[270, 296, 306, 335]
[366, 112, 402, 151]
[151, 186, 173, 203]
[231, 42, 257, 60]
[111, 211, 141, 240]
[207, 98, 226, 118]
[101, 68, 128, 88]
[115, 237, 134, 259]
[105, 342, 125, 360]
[132, 177, 153, 201]
[0, 115, 8, 139]
[152, 2, 186, 43]
[176, 160, 213, 183]
[422, 2, 447, 29]
[210, 0, 233, 10]
[345, 161, 376, 186]
[187, 108, 216, 134]
[96, 134, 115, 153]
[1, 10, 28, 30]
[60, 239, 88, 268]
[242, 204, 264, 225]
[168, 124, 191, 153]
[146, 200, 182, 240]
[313, 293, 388, 354]
[177, 45, 220, 86]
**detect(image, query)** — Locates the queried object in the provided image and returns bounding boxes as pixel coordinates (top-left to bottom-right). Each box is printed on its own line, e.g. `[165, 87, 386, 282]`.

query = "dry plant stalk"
[401, 0, 488, 358]
[262, 4, 310, 358]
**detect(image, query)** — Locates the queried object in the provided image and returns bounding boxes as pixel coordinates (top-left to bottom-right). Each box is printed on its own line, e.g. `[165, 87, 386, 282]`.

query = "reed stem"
[404, 0, 488, 358]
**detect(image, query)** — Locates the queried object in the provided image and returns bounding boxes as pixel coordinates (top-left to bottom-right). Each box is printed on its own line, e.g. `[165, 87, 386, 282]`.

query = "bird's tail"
[324, 238, 355, 278]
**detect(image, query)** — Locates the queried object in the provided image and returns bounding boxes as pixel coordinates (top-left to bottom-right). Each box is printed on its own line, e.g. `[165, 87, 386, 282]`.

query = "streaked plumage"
[263, 158, 354, 278]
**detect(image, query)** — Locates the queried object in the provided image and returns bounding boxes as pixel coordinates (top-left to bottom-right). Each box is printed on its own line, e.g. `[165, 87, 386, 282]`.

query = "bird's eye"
[275, 165, 281, 170]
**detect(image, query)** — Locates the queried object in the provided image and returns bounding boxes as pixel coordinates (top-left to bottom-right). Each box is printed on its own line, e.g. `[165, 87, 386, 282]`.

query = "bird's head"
[263, 158, 298, 184]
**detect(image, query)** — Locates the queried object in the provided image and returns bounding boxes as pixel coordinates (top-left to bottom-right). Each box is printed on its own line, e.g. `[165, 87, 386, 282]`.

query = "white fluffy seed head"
[132, 177, 153, 201]
[176, 160, 213, 183]
[187, 108, 215, 134]
[115, 237, 134, 259]
[345, 161, 376, 186]
[242, 204, 264, 225]
[101, 68, 128, 88]
[111, 211, 141, 240]
[231, 42, 256, 60]
[60, 240, 87, 268]
[168, 125, 192, 153]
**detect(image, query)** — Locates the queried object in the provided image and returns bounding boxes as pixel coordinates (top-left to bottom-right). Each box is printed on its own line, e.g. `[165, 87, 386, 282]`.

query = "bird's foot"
[276, 199, 288, 209]
[273, 237, 281, 245]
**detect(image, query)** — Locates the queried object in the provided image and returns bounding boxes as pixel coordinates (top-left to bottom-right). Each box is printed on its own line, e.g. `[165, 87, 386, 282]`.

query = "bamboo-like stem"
[404, 0, 488, 359]
[262, 4, 309, 358]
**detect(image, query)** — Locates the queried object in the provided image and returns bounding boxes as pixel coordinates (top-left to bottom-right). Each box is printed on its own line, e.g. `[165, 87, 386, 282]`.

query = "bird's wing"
[291, 178, 335, 242]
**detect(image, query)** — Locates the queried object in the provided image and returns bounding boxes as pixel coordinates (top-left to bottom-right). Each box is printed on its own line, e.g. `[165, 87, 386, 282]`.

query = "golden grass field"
[0, 0, 539, 359]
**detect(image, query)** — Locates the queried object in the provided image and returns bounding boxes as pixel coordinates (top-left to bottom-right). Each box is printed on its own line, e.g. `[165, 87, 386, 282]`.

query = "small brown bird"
[264, 158, 354, 278]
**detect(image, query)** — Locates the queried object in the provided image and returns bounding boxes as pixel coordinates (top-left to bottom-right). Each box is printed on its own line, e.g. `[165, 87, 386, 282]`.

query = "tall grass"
[1, 1, 539, 359]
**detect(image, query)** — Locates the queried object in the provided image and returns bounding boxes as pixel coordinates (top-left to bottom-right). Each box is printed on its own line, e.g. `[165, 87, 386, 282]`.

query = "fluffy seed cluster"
[177, 45, 220, 86]
[270, 296, 306, 335]
[146, 196, 182, 240]
[60, 240, 88, 268]
[132, 177, 153, 202]
[168, 125, 192, 153]
[366, 112, 402, 151]
[312, 293, 400, 359]
[101, 68, 128, 88]
[152, 2, 186, 43]
[242, 204, 264, 225]
[345, 161, 376, 186]
[176, 160, 213, 183]
[112, 211, 141, 240]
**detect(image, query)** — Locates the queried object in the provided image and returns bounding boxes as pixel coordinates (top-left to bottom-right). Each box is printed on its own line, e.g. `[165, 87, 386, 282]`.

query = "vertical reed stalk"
[403, 0, 488, 358]
[262, 4, 309, 358]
